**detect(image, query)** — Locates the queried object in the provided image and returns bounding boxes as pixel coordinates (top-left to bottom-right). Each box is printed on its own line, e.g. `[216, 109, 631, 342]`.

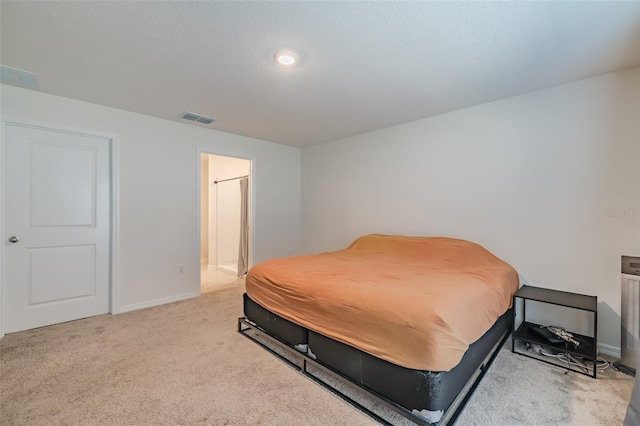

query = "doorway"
[200, 153, 251, 293]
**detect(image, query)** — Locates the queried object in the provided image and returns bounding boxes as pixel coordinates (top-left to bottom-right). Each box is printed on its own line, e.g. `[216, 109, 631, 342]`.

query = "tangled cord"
[537, 346, 611, 374]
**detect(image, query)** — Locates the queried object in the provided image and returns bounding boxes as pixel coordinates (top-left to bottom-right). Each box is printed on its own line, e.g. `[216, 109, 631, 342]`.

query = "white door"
[4, 124, 111, 333]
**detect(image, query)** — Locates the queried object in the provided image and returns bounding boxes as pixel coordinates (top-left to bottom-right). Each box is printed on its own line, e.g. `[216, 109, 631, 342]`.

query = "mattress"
[246, 234, 518, 371]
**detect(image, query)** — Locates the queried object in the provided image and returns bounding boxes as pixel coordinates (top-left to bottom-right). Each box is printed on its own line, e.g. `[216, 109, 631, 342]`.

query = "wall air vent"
[180, 111, 215, 125]
[1, 65, 39, 90]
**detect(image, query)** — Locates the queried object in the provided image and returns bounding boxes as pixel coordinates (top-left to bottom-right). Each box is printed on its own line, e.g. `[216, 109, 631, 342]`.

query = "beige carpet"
[1, 281, 634, 425]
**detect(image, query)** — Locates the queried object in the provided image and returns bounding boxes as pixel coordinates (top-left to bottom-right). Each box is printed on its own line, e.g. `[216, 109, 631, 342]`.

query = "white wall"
[302, 67, 640, 352]
[1, 84, 301, 317]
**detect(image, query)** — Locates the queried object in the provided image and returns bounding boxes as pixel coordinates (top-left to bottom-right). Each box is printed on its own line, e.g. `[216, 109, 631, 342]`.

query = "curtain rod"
[213, 175, 249, 184]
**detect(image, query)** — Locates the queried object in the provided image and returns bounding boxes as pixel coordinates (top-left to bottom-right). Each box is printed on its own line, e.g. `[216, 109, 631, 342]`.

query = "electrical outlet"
[177, 264, 184, 274]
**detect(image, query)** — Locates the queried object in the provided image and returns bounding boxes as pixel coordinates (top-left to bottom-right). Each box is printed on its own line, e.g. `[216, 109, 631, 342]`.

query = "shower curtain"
[237, 177, 249, 277]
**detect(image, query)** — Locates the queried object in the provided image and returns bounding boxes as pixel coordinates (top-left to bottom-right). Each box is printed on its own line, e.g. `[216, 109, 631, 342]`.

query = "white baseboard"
[218, 265, 237, 275]
[598, 343, 621, 359]
[118, 291, 199, 314]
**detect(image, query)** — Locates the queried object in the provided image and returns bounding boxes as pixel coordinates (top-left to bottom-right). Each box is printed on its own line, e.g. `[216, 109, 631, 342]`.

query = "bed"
[238, 234, 519, 424]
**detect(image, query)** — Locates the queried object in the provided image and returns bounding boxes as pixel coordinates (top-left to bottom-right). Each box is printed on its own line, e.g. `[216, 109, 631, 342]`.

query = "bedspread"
[246, 234, 518, 371]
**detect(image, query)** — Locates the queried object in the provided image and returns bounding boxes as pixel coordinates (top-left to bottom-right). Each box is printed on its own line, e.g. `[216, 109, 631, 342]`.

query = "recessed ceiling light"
[274, 50, 297, 67]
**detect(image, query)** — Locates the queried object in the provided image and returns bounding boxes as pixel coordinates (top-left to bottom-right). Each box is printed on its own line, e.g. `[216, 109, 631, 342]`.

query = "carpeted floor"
[0, 281, 634, 425]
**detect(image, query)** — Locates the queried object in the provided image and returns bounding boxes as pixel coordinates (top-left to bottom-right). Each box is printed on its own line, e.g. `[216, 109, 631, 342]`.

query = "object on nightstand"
[529, 325, 565, 344]
[546, 326, 580, 347]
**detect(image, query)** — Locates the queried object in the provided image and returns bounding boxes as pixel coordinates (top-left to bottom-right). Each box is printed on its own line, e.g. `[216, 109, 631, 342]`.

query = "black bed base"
[239, 293, 512, 425]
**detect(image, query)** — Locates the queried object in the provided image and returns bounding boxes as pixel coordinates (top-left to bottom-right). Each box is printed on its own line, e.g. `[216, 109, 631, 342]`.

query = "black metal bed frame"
[237, 316, 510, 425]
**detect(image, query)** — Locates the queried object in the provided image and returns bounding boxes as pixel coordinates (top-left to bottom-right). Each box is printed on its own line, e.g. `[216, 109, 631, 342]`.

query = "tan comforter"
[246, 234, 519, 371]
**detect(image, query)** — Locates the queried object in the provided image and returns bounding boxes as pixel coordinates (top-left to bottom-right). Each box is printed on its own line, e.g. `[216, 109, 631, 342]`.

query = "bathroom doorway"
[200, 153, 251, 293]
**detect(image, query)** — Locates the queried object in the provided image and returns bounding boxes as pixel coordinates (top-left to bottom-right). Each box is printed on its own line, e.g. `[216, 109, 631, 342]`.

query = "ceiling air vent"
[180, 111, 215, 125]
[1, 65, 39, 90]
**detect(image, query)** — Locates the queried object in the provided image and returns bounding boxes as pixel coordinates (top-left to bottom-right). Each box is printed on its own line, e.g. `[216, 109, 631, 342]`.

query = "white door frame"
[0, 116, 120, 337]
[196, 147, 255, 292]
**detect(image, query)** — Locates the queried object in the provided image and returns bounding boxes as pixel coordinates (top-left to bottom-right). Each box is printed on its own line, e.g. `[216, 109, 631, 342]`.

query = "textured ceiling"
[1, 1, 639, 147]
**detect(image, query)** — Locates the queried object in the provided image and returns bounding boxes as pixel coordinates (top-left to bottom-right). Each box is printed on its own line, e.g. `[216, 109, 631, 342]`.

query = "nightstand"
[511, 285, 598, 378]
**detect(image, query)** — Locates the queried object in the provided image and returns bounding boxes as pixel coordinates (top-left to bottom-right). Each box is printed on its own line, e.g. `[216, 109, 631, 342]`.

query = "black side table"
[511, 285, 598, 378]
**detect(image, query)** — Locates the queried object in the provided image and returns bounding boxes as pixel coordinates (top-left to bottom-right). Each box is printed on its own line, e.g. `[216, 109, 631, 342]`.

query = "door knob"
[8, 236, 20, 243]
